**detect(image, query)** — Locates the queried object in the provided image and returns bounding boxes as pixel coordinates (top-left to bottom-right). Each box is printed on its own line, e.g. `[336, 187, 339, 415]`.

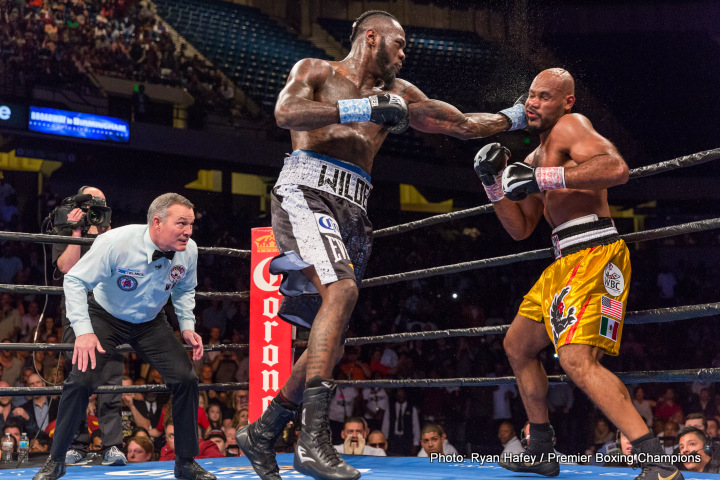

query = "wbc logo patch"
[603, 262, 625, 296]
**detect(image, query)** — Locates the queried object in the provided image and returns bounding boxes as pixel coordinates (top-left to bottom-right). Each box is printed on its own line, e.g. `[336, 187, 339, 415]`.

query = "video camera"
[48, 193, 112, 233]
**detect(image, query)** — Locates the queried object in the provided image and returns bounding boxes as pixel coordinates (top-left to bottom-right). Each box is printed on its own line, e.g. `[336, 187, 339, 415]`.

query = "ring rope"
[374, 147, 720, 238]
[0, 342, 249, 352]
[0, 231, 250, 258]
[289, 301, 720, 348]
[0, 381, 249, 397]
[335, 367, 720, 389]
[0, 284, 249, 301]
[362, 217, 720, 288]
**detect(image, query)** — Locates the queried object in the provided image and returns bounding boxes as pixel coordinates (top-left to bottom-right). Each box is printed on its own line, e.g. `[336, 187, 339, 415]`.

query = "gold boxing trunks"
[518, 215, 631, 355]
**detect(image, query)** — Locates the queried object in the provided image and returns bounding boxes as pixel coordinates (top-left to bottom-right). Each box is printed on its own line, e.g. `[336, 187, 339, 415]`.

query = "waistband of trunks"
[275, 150, 373, 211]
[551, 217, 619, 259]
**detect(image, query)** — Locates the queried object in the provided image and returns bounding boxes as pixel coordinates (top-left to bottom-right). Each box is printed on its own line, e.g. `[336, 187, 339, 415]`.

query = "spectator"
[0, 381, 13, 432]
[334, 417, 385, 456]
[655, 388, 683, 423]
[708, 418, 719, 439]
[224, 427, 239, 457]
[206, 402, 223, 431]
[366, 430, 388, 454]
[12, 373, 57, 436]
[382, 388, 420, 456]
[0, 340, 23, 385]
[417, 424, 457, 457]
[0, 294, 21, 342]
[2, 420, 20, 452]
[0, 247, 23, 285]
[159, 421, 223, 461]
[498, 421, 524, 457]
[632, 386, 656, 428]
[20, 301, 40, 340]
[361, 380, 388, 432]
[491, 363, 517, 428]
[89, 430, 103, 451]
[127, 435, 154, 463]
[329, 381, 359, 444]
[684, 413, 708, 431]
[678, 427, 720, 473]
[231, 407, 248, 429]
[689, 388, 718, 421]
[205, 430, 227, 456]
[339, 347, 371, 381]
[661, 421, 680, 454]
[121, 376, 151, 435]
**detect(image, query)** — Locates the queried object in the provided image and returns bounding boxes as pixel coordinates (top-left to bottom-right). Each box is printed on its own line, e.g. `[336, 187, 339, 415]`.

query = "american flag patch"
[600, 296, 623, 319]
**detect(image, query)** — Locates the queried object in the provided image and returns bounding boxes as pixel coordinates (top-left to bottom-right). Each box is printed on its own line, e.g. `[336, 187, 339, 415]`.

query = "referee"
[33, 193, 215, 480]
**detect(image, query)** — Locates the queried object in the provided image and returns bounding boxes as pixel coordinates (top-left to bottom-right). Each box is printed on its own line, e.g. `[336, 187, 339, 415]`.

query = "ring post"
[249, 228, 292, 422]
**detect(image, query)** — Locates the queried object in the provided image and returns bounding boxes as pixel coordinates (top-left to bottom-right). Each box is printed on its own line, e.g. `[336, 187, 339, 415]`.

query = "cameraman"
[51, 186, 128, 467]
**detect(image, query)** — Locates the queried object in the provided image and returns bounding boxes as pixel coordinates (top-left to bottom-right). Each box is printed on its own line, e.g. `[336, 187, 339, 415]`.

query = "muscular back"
[524, 114, 613, 229]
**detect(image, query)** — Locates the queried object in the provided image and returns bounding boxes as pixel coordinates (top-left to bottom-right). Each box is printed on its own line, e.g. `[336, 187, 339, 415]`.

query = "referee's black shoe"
[498, 451, 560, 477]
[32, 456, 66, 480]
[174, 459, 216, 480]
[237, 400, 296, 480]
[293, 377, 360, 480]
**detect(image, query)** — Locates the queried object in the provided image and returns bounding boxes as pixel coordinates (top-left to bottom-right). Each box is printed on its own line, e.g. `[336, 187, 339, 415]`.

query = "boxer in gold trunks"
[473, 68, 682, 480]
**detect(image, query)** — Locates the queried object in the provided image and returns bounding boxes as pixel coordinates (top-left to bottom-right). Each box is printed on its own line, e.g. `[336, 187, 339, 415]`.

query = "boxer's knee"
[324, 279, 358, 311]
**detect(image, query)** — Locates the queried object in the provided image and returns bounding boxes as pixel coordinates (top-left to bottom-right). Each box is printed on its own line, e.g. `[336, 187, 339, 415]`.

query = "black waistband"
[551, 217, 620, 259]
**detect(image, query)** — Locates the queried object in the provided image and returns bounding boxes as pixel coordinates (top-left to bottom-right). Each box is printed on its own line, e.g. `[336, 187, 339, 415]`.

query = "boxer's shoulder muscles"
[281, 58, 334, 99]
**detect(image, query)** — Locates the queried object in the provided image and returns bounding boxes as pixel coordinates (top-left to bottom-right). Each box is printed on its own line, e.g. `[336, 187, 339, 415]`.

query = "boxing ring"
[1, 454, 720, 479]
[0, 147, 719, 479]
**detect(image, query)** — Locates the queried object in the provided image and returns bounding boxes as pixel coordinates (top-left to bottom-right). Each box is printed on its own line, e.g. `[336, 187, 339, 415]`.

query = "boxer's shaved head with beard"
[349, 10, 404, 89]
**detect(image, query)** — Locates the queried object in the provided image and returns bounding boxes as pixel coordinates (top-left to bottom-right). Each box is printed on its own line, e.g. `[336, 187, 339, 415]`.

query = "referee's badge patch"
[117, 275, 138, 292]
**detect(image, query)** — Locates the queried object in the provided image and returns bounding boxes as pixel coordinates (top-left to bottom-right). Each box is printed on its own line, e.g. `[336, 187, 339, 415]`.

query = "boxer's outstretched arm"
[409, 99, 510, 139]
[275, 58, 339, 131]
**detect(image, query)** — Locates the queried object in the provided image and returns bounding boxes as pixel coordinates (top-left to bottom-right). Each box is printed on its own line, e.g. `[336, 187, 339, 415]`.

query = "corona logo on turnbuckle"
[249, 228, 292, 423]
[254, 233, 277, 253]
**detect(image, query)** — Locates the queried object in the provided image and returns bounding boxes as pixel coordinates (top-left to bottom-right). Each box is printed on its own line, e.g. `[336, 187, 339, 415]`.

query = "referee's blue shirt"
[64, 224, 198, 337]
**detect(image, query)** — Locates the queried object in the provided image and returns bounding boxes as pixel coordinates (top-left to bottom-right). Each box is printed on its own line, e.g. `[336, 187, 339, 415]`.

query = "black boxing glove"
[498, 94, 528, 131]
[474, 143, 511, 186]
[502, 162, 566, 201]
[475, 143, 511, 202]
[338, 94, 410, 134]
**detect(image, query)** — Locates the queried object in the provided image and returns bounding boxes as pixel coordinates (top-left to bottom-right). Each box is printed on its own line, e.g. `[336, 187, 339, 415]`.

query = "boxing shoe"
[498, 424, 559, 477]
[498, 452, 559, 477]
[293, 377, 360, 480]
[631, 436, 684, 480]
[174, 458, 216, 480]
[236, 399, 296, 480]
[32, 456, 66, 480]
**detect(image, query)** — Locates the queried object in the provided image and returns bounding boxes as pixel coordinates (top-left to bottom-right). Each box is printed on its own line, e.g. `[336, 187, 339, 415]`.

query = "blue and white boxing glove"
[498, 94, 528, 132]
[338, 94, 410, 134]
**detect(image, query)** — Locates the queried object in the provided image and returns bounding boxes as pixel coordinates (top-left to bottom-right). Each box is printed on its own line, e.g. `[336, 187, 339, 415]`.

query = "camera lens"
[88, 208, 104, 225]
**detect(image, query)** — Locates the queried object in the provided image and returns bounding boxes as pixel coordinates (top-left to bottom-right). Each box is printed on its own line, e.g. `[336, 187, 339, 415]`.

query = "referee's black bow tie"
[152, 250, 175, 262]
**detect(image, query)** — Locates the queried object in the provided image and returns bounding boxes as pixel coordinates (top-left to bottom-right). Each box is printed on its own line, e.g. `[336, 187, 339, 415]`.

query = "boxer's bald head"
[526, 68, 576, 134]
[535, 68, 575, 97]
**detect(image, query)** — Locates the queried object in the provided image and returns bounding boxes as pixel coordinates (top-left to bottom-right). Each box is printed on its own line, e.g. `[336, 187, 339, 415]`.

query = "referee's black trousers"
[51, 299, 200, 460]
